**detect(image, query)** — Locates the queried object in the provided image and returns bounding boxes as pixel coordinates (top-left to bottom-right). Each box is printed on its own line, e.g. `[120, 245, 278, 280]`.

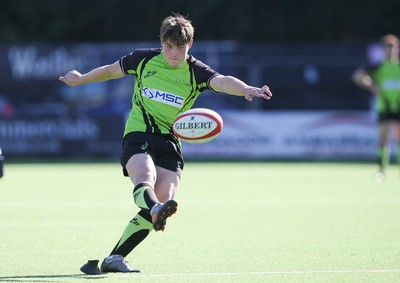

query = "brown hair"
[159, 13, 194, 46]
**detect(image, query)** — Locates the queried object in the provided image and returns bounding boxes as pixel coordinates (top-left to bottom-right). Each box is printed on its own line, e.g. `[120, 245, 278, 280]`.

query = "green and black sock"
[108, 183, 159, 257]
[377, 145, 390, 173]
[110, 209, 153, 257]
[397, 146, 400, 164]
[133, 183, 159, 210]
[397, 145, 400, 171]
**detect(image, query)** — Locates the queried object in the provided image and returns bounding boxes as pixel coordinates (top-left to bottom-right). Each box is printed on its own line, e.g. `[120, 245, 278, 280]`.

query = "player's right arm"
[352, 67, 378, 94]
[59, 61, 124, 86]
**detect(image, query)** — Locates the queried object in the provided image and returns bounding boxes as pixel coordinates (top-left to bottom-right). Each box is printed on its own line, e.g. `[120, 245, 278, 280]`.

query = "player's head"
[160, 13, 194, 46]
[160, 13, 194, 68]
[380, 34, 399, 61]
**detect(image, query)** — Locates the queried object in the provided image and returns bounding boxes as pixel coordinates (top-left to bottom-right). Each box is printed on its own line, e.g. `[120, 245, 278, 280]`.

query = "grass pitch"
[0, 162, 400, 282]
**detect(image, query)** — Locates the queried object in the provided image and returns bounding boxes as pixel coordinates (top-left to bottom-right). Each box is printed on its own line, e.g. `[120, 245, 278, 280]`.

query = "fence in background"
[0, 42, 381, 160]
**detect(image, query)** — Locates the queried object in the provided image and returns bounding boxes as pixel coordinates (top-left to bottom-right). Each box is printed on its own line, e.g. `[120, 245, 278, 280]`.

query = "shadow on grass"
[0, 274, 105, 282]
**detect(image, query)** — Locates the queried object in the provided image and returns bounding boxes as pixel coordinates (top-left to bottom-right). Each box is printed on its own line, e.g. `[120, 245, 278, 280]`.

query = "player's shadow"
[0, 274, 105, 282]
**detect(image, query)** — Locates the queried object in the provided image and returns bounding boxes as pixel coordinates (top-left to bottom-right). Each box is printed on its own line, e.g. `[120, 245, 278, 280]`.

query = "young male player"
[353, 34, 400, 182]
[59, 13, 272, 273]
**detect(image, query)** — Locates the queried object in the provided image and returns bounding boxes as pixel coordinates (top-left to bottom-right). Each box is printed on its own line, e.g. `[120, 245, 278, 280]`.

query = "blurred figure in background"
[0, 147, 4, 178]
[352, 34, 400, 182]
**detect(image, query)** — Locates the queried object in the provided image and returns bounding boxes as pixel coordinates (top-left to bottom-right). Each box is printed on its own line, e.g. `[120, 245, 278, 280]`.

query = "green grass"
[0, 162, 400, 283]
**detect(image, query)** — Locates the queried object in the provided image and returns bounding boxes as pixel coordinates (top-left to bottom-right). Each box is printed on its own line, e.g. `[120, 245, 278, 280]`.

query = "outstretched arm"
[209, 75, 272, 101]
[352, 68, 378, 94]
[59, 61, 124, 86]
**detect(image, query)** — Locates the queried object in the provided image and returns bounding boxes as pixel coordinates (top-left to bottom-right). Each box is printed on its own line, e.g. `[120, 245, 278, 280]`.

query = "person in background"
[0, 147, 3, 178]
[352, 34, 400, 182]
[59, 13, 272, 274]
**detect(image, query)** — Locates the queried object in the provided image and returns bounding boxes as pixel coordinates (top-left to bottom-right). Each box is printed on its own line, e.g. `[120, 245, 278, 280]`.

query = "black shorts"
[378, 111, 400, 122]
[120, 132, 184, 178]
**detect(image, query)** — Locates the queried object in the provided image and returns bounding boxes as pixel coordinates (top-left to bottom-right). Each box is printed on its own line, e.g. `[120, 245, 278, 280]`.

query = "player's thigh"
[154, 166, 180, 203]
[126, 153, 157, 187]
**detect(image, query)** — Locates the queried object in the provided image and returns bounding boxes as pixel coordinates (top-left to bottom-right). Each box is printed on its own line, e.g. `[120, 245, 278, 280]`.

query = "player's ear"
[187, 39, 193, 49]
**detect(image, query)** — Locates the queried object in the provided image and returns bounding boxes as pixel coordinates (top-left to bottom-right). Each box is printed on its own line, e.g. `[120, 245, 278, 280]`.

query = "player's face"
[162, 40, 192, 68]
[383, 43, 399, 60]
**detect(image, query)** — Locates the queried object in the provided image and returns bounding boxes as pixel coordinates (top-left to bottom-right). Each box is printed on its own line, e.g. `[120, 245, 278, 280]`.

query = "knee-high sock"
[397, 145, 400, 166]
[109, 209, 153, 257]
[378, 145, 390, 172]
[133, 183, 158, 210]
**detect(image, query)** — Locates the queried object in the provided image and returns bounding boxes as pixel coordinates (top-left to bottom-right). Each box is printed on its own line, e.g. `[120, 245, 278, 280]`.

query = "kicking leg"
[150, 166, 180, 231]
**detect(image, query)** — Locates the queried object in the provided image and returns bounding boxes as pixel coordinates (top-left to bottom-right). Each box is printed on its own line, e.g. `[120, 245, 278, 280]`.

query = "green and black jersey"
[366, 60, 400, 114]
[119, 48, 219, 137]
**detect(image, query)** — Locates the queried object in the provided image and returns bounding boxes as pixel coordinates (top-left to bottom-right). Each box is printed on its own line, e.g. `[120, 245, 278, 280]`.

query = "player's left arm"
[209, 75, 272, 101]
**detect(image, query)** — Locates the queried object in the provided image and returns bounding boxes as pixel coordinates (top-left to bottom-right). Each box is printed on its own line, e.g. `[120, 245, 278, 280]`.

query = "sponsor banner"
[181, 111, 380, 160]
[0, 111, 385, 160]
[0, 115, 124, 157]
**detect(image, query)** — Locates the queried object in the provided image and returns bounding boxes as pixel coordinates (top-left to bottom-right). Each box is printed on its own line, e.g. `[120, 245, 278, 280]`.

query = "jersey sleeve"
[119, 48, 160, 76]
[188, 56, 220, 92]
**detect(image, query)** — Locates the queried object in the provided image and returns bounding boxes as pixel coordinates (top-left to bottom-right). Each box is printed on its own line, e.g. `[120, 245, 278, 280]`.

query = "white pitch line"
[110, 269, 400, 277]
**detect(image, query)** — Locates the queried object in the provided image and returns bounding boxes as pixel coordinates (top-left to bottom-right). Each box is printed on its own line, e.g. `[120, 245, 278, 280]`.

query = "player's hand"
[245, 85, 272, 101]
[58, 70, 82, 86]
